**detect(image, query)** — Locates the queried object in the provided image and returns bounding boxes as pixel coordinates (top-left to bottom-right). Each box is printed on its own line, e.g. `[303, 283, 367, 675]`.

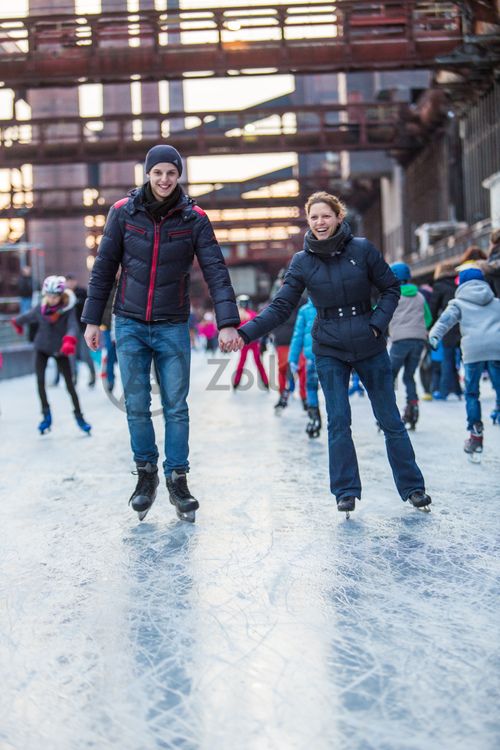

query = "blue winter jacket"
[240, 232, 400, 362]
[81, 186, 240, 329]
[288, 298, 317, 365]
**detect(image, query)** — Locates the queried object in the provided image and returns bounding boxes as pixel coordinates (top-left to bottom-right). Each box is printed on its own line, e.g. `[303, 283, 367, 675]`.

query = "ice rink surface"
[1, 350, 499, 750]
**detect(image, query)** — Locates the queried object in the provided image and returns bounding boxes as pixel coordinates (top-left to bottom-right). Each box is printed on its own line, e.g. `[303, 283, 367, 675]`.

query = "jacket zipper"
[144, 205, 190, 321]
[146, 221, 162, 321]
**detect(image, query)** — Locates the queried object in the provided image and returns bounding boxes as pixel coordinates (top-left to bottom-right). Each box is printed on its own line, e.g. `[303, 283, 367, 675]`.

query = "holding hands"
[218, 327, 245, 353]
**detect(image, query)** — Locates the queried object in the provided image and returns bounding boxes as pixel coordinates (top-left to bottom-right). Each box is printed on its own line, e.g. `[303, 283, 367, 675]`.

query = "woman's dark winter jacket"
[239, 226, 400, 362]
[14, 290, 79, 356]
[81, 186, 239, 329]
[429, 274, 461, 347]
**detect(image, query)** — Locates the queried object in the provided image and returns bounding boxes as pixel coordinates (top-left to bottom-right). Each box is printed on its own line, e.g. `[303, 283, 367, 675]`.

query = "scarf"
[143, 182, 182, 222]
[305, 220, 352, 256]
[41, 301, 63, 323]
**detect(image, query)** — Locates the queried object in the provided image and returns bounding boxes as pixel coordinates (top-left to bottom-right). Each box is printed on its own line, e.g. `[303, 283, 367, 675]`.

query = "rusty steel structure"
[0, 102, 427, 168]
[0, 173, 379, 219]
[0, 2, 471, 87]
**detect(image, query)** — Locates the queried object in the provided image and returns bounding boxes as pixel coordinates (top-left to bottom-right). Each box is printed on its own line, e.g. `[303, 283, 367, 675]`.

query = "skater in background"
[83, 143, 240, 522]
[348, 371, 365, 397]
[232, 294, 269, 390]
[288, 296, 321, 438]
[100, 277, 118, 392]
[388, 262, 432, 430]
[456, 244, 487, 270]
[429, 261, 462, 400]
[65, 274, 97, 387]
[17, 265, 34, 315]
[429, 267, 500, 457]
[235, 191, 431, 516]
[11, 275, 91, 435]
[197, 311, 219, 353]
[269, 268, 307, 412]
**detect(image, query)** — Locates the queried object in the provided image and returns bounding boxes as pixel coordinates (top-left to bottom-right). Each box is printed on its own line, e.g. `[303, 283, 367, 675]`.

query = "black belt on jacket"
[316, 300, 371, 319]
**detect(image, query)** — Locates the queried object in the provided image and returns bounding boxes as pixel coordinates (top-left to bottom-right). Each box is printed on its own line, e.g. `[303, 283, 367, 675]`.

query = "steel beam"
[0, 1, 467, 87]
[0, 102, 422, 167]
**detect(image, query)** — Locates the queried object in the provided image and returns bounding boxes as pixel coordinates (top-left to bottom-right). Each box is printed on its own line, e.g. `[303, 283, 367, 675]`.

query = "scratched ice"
[0, 350, 499, 750]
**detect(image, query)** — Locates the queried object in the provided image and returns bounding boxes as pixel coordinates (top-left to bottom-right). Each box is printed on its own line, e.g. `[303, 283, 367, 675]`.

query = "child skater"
[11, 275, 92, 435]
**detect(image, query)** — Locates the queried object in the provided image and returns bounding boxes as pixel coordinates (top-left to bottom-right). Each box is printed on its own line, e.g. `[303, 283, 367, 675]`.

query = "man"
[83, 144, 240, 521]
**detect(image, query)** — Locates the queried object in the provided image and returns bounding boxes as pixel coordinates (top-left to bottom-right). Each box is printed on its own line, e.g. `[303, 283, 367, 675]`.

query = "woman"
[11, 275, 91, 435]
[234, 192, 431, 515]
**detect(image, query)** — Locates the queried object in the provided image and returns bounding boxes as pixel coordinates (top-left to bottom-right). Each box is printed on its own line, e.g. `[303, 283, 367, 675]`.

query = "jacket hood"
[400, 283, 418, 297]
[304, 220, 353, 256]
[455, 279, 494, 306]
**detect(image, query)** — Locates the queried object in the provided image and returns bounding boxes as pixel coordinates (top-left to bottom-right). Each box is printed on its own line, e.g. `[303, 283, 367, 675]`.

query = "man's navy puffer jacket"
[82, 186, 240, 329]
[240, 232, 400, 362]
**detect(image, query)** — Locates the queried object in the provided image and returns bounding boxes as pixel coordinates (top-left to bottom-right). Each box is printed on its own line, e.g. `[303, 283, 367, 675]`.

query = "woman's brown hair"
[305, 191, 346, 219]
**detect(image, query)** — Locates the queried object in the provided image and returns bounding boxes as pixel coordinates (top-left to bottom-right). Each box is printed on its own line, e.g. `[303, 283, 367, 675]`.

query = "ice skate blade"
[345, 511, 350, 520]
[176, 509, 195, 523]
[416, 505, 431, 513]
[137, 509, 150, 522]
[467, 451, 482, 464]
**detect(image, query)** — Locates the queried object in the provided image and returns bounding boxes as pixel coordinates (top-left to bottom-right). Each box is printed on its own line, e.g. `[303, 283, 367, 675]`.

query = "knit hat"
[458, 267, 484, 285]
[391, 262, 411, 283]
[144, 144, 183, 176]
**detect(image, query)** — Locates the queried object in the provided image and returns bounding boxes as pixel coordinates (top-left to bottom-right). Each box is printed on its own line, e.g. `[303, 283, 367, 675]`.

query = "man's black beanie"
[144, 144, 183, 176]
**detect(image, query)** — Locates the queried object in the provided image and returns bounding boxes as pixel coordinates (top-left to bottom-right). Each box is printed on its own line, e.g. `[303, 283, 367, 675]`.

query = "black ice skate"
[306, 406, 321, 438]
[402, 400, 419, 431]
[166, 470, 199, 523]
[129, 463, 159, 521]
[407, 490, 432, 512]
[38, 408, 52, 435]
[274, 390, 289, 413]
[464, 422, 483, 463]
[337, 496, 356, 519]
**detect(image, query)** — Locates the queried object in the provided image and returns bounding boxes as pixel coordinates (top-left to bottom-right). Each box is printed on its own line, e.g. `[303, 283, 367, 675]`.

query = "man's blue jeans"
[389, 338, 424, 402]
[115, 316, 191, 476]
[463, 360, 500, 429]
[316, 350, 425, 502]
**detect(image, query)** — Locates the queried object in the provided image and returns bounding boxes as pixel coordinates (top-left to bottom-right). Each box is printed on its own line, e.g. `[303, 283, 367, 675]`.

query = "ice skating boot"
[129, 463, 159, 521]
[274, 389, 289, 414]
[38, 408, 52, 435]
[402, 400, 419, 431]
[166, 470, 199, 523]
[74, 410, 91, 435]
[305, 406, 321, 438]
[464, 422, 483, 463]
[490, 406, 500, 426]
[337, 495, 356, 519]
[407, 490, 432, 512]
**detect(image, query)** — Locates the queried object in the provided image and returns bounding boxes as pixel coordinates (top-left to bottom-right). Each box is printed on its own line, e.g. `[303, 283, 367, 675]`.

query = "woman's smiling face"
[307, 201, 341, 240]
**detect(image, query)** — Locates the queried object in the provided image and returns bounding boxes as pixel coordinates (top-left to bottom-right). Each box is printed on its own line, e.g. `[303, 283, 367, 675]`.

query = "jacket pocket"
[169, 229, 192, 240]
[125, 222, 146, 235]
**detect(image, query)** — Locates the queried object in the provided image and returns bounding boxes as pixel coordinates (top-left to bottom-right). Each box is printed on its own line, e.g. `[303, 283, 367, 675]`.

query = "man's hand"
[218, 327, 243, 353]
[84, 324, 101, 352]
[428, 335, 439, 351]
